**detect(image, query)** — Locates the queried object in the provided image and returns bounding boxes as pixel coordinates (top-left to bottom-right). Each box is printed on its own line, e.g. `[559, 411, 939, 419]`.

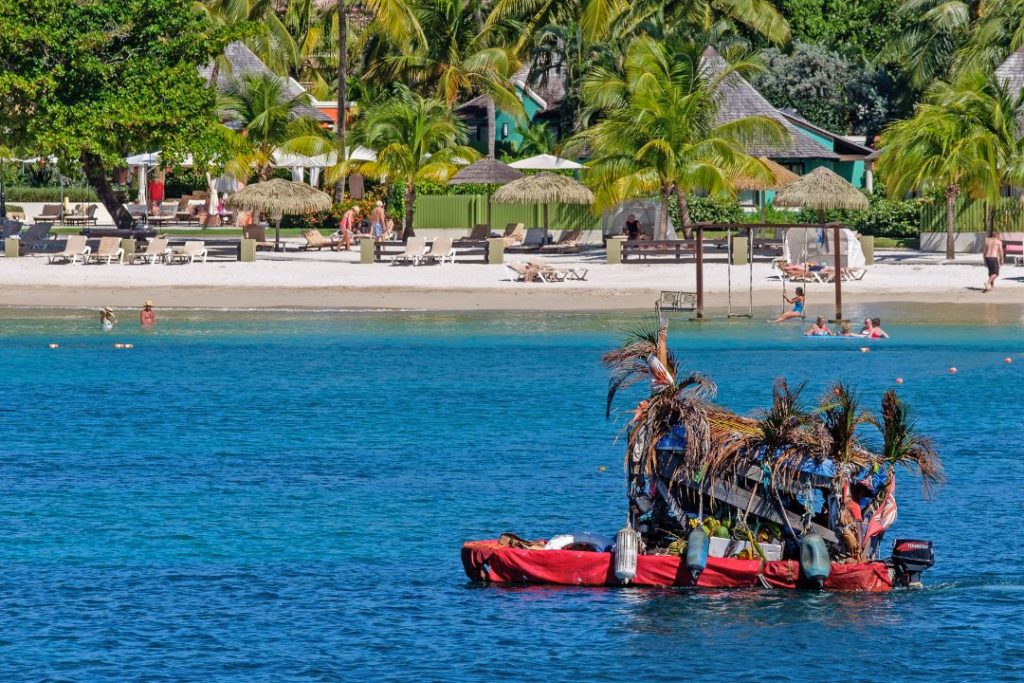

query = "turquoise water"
[1, 307, 1023, 681]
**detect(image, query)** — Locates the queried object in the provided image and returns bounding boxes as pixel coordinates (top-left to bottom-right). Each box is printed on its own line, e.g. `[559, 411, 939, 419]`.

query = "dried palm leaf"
[880, 389, 945, 496]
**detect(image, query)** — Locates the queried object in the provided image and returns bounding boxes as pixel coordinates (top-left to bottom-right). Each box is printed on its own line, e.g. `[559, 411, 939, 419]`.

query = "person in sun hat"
[139, 300, 156, 327]
[100, 306, 117, 330]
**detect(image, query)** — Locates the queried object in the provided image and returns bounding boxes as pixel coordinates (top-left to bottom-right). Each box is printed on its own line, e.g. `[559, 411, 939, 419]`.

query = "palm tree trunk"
[675, 184, 692, 239]
[658, 182, 670, 240]
[208, 60, 220, 89]
[944, 183, 959, 260]
[404, 181, 416, 239]
[334, 0, 348, 203]
[486, 96, 496, 159]
[985, 203, 995, 236]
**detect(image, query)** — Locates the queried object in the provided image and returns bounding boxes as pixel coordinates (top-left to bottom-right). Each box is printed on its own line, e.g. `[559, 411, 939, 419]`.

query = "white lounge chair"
[391, 236, 427, 265]
[131, 237, 170, 264]
[419, 236, 455, 265]
[88, 237, 124, 264]
[47, 235, 91, 264]
[168, 241, 208, 264]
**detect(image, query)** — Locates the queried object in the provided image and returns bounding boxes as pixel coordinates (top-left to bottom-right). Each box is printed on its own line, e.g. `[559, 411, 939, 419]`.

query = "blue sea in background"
[1, 305, 1022, 682]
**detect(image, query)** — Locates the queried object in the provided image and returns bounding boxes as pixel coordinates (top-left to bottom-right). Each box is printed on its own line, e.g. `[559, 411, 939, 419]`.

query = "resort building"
[458, 49, 876, 207]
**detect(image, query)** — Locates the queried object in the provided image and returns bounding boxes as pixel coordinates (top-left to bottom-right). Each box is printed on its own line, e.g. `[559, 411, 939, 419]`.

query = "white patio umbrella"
[508, 154, 585, 170]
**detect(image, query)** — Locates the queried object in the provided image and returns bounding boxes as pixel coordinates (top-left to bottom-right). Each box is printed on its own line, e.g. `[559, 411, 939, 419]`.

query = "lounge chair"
[33, 204, 63, 225]
[419, 236, 455, 265]
[242, 225, 277, 251]
[456, 224, 491, 242]
[541, 230, 584, 254]
[506, 260, 564, 283]
[125, 204, 149, 225]
[299, 229, 338, 251]
[168, 241, 208, 264]
[502, 222, 525, 247]
[47, 235, 91, 264]
[526, 258, 572, 282]
[130, 237, 170, 264]
[391, 236, 427, 265]
[1, 220, 23, 241]
[88, 236, 124, 264]
[175, 199, 196, 225]
[507, 228, 546, 252]
[65, 204, 99, 226]
[18, 222, 54, 254]
[147, 202, 177, 227]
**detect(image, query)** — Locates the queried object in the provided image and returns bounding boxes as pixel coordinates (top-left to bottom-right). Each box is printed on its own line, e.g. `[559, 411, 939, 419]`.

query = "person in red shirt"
[336, 205, 360, 251]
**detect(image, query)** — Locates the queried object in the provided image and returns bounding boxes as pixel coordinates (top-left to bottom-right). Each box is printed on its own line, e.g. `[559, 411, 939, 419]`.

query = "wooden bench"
[622, 239, 693, 263]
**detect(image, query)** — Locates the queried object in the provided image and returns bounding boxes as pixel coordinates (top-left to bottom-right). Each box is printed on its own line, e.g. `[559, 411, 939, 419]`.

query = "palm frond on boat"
[880, 389, 945, 496]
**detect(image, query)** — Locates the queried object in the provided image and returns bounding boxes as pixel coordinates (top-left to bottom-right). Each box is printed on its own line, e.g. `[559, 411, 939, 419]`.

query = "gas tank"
[686, 527, 710, 583]
[799, 534, 831, 588]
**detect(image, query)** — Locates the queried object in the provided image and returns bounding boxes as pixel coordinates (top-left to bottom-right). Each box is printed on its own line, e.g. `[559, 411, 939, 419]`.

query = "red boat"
[462, 539, 896, 592]
[462, 312, 941, 592]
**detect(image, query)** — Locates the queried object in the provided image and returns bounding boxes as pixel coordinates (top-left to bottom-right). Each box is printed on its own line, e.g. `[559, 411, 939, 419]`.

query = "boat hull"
[462, 540, 894, 592]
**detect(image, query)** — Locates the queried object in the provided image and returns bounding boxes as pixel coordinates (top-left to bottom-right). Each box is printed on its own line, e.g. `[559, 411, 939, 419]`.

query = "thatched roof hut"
[733, 157, 801, 191]
[773, 166, 869, 212]
[447, 157, 525, 185]
[226, 179, 332, 248]
[492, 172, 594, 205]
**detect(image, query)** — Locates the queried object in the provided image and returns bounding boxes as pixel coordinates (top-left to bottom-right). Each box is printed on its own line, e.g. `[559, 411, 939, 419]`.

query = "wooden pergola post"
[694, 225, 704, 319]
[831, 222, 844, 322]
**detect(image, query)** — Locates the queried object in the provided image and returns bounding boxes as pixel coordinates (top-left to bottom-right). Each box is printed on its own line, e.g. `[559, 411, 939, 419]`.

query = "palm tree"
[376, 0, 523, 159]
[513, 122, 555, 156]
[323, 0, 422, 200]
[817, 383, 875, 466]
[220, 73, 325, 181]
[565, 38, 787, 239]
[877, 71, 1023, 258]
[337, 89, 480, 238]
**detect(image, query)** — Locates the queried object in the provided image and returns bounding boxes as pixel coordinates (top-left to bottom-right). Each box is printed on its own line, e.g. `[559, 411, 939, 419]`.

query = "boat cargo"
[462, 311, 943, 591]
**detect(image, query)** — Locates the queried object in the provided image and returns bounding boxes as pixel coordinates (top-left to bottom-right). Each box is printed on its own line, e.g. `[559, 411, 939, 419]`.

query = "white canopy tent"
[783, 227, 866, 269]
[509, 154, 585, 170]
[602, 199, 677, 240]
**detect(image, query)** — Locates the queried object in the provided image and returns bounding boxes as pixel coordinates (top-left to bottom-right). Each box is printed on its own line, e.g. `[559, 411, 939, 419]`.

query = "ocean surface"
[1, 305, 1022, 682]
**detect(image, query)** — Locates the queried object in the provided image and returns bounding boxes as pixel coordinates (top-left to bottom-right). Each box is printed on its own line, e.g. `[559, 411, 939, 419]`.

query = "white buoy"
[614, 527, 640, 584]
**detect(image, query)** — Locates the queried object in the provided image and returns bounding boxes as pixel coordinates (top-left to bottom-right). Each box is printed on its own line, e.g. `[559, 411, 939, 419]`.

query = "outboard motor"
[799, 534, 831, 589]
[615, 527, 641, 584]
[891, 539, 934, 588]
[685, 527, 710, 584]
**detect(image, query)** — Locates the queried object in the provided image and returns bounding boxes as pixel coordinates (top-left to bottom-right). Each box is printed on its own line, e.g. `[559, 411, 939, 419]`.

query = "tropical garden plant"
[566, 37, 787, 238]
[337, 88, 480, 238]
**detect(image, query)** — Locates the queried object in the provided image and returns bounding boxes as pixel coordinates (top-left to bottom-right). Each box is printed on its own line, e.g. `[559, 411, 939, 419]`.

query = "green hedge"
[3, 186, 98, 202]
[787, 195, 920, 239]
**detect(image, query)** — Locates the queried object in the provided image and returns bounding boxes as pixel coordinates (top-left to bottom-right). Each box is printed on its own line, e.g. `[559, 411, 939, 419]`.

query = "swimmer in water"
[804, 316, 832, 336]
[140, 300, 156, 327]
[772, 287, 805, 323]
[100, 306, 117, 330]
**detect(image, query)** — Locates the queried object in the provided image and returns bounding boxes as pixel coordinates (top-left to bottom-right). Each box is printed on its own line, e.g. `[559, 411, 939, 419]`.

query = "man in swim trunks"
[983, 233, 1003, 291]
[370, 201, 386, 242]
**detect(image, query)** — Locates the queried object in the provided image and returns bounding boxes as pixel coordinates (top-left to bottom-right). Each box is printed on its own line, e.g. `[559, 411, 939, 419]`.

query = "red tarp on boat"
[462, 540, 893, 592]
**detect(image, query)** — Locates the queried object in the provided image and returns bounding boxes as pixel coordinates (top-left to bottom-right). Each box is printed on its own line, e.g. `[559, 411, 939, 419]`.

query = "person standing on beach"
[140, 300, 156, 327]
[983, 233, 1004, 291]
[370, 201, 386, 242]
[336, 205, 360, 251]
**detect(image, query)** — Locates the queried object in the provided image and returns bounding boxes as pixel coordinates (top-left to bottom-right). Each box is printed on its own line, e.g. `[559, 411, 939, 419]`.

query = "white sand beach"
[1, 248, 1021, 311]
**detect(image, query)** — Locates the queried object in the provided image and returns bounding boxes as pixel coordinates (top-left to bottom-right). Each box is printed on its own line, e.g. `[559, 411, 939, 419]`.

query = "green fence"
[920, 199, 1024, 233]
[412, 194, 601, 230]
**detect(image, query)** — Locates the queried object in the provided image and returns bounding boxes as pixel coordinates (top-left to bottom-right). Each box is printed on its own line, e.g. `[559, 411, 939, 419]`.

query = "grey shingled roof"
[996, 47, 1024, 95]
[199, 41, 332, 123]
[702, 48, 838, 160]
[456, 65, 567, 113]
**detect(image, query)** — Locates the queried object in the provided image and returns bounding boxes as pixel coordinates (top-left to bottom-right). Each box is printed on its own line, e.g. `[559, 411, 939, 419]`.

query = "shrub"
[790, 195, 920, 239]
[3, 186, 98, 202]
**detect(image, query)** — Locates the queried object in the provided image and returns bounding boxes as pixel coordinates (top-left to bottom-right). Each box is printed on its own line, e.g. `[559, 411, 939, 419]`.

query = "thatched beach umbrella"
[772, 166, 868, 322]
[492, 172, 595, 239]
[733, 157, 800, 192]
[772, 166, 868, 221]
[447, 158, 525, 229]
[226, 178, 332, 250]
